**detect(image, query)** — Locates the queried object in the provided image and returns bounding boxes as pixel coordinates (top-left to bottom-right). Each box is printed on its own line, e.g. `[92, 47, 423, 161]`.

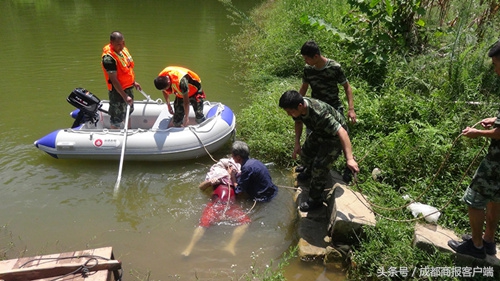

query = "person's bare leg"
[483, 202, 500, 243]
[468, 206, 486, 248]
[223, 224, 249, 256]
[182, 227, 206, 256]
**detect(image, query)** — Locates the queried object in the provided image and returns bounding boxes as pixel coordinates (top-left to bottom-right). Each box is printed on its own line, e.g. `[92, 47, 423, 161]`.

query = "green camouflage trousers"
[463, 158, 500, 209]
[108, 87, 134, 128]
[172, 93, 205, 126]
[300, 132, 342, 200]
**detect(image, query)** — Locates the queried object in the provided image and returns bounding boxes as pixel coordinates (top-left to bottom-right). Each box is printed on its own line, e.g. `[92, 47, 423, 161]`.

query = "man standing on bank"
[299, 40, 356, 124]
[447, 41, 500, 259]
[279, 90, 359, 212]
[298, 40, 357, 183]
[101, 31, 142, 129]
[154, 66, 206, 127]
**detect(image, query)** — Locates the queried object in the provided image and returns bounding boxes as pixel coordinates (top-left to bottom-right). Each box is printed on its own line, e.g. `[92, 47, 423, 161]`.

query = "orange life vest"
[101, 44, 135, 91]
[158, 66, 202, 98]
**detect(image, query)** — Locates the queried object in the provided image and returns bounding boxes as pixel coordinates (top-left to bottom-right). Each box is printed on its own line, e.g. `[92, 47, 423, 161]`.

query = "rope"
[246, 199, 258, 214]
[350, 121, 489, 222]
[18, 255, 123, 281]
[188, 103, 226, 163]
[189, 126, 218, 163]
[276, 184, 299, 190]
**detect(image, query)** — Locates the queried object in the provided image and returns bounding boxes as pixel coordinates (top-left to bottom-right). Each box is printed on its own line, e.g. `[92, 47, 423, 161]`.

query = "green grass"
[225, 0, 500, 279]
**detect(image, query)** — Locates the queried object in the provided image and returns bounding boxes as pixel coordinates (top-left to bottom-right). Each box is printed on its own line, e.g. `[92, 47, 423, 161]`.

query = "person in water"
[181, 158, 251, 257]
[229, 141, 278, 202]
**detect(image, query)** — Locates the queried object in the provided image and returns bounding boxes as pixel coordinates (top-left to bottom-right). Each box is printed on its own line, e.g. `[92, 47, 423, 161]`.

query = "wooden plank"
[0, 260, 18, 273]
[32, 266, 110, 281]
[0, 247, 119, 281]
[14, 253, 60, 270]
[81, 270, 110, 281]
[0, 259, 121, 281]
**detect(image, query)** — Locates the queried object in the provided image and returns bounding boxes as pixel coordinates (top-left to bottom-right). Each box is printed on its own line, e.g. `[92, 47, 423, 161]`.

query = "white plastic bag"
[407, 202, 441, 223]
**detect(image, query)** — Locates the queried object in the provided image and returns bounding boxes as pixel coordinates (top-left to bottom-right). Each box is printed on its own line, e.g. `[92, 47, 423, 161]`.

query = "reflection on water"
[0, 0, 346, 280]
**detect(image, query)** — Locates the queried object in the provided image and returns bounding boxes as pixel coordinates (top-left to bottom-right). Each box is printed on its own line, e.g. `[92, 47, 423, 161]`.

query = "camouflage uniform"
[463, 110, 500, 208]
[293, 97, 348, 200]
[171, 76, 206, 127]
[108, 87, 134, 129]
[303, 59, 348, 115]
[172, 94, 205, 126]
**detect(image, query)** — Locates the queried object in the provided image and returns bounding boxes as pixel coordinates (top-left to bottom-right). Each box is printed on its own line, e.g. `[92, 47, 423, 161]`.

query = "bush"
[226, 0, 500, 278]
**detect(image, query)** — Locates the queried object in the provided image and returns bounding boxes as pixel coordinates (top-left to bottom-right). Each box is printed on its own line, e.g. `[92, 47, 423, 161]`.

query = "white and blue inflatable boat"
[34, 88, 236, 161]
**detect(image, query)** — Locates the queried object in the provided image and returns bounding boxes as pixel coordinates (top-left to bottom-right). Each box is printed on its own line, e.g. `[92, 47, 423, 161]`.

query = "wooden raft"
[0, 247, 121, 281]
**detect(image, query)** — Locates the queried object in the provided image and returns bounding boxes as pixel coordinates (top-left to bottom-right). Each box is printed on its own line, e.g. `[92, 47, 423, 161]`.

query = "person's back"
[237, 158, 277, 202]
[154, 66, 206, 127]
[230, 141, 278, 202]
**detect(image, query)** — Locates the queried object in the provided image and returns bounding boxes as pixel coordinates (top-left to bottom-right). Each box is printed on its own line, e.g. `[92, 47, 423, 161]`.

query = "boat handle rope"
[69, 128, 139, 136]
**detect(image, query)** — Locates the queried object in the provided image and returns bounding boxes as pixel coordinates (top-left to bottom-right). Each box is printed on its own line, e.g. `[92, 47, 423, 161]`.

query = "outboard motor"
[67, 88, 102, 128]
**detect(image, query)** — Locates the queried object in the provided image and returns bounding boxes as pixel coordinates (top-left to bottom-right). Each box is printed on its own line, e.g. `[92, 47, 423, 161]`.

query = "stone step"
[294, 168, 500, 277]
[294, 170, 376, 262]
[413, 223, 500, 272]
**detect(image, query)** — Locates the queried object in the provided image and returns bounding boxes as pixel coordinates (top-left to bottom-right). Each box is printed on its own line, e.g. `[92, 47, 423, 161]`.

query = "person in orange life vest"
[153, 66, 206, 127]
[101, 31, 142, 129]
[181, 158, 251, 257]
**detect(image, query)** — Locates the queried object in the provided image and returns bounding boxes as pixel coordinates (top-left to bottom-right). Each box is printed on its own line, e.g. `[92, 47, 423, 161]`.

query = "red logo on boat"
[94, 139, 103, 147]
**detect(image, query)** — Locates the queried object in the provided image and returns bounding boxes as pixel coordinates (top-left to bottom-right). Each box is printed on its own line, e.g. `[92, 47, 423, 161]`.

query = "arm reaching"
[337, 127, 359, 174]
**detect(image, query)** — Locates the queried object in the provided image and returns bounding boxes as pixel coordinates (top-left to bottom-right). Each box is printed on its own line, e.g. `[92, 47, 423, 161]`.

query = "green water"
[0, 1, 345, 280]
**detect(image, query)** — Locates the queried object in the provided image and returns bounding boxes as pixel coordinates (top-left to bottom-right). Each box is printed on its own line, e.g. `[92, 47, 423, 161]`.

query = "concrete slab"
[293, 165, 500, 276]
[295, 169, 376, 259]
[328, 183, 376, 244]
[413, 223, 500, 273]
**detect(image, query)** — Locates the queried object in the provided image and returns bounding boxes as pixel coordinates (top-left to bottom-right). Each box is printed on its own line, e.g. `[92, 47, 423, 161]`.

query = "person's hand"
[126, 96, 133, 106]
[167, 103, 174, 115]
[134, 81, 142, 91]
[348, 109, 357, 124]
[182, 115, 189, 127]
[462, 127, 481, 138]
[292, 143, 301, 159]
[228, 166, 237, 176]
[346, 158, 359, 174]
[481, 117, 496, 128]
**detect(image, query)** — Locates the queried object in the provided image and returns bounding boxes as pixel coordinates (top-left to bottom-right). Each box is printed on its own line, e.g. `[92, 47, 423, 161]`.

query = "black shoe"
[461, 234, 497, 255]
[297, 172, 310, 181]
[295, 165, 306, 173]
[448, 239, 486, 259]
[299, 198, 323, 212]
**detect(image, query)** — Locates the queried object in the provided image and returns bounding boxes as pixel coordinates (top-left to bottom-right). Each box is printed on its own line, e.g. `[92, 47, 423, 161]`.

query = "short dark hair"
[300, 40, 321, 58]
[488, 40, 500, 58]
[279, 90, 304, 110]
[154, 76, 170, 90]
[110, 31, 123, 42]
[231, 141, 250, 159]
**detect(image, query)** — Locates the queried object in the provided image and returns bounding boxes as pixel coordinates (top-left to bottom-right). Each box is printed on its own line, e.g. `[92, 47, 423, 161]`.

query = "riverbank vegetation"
[224, 0, 500, 279]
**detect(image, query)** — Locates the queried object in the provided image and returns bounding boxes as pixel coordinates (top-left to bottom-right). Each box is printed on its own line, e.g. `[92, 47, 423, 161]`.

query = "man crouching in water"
[181, 157, 251, 257]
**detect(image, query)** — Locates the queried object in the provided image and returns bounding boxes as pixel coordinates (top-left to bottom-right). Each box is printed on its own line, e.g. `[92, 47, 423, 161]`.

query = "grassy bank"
[224, 0, 500, 279]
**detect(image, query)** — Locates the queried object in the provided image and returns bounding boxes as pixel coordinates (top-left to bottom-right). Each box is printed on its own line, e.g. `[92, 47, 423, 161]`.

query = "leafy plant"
[228, 0, 500, 278]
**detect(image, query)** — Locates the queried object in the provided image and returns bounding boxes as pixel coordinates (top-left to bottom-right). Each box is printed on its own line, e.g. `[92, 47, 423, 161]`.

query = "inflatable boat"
[34, 88, 236, 161]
